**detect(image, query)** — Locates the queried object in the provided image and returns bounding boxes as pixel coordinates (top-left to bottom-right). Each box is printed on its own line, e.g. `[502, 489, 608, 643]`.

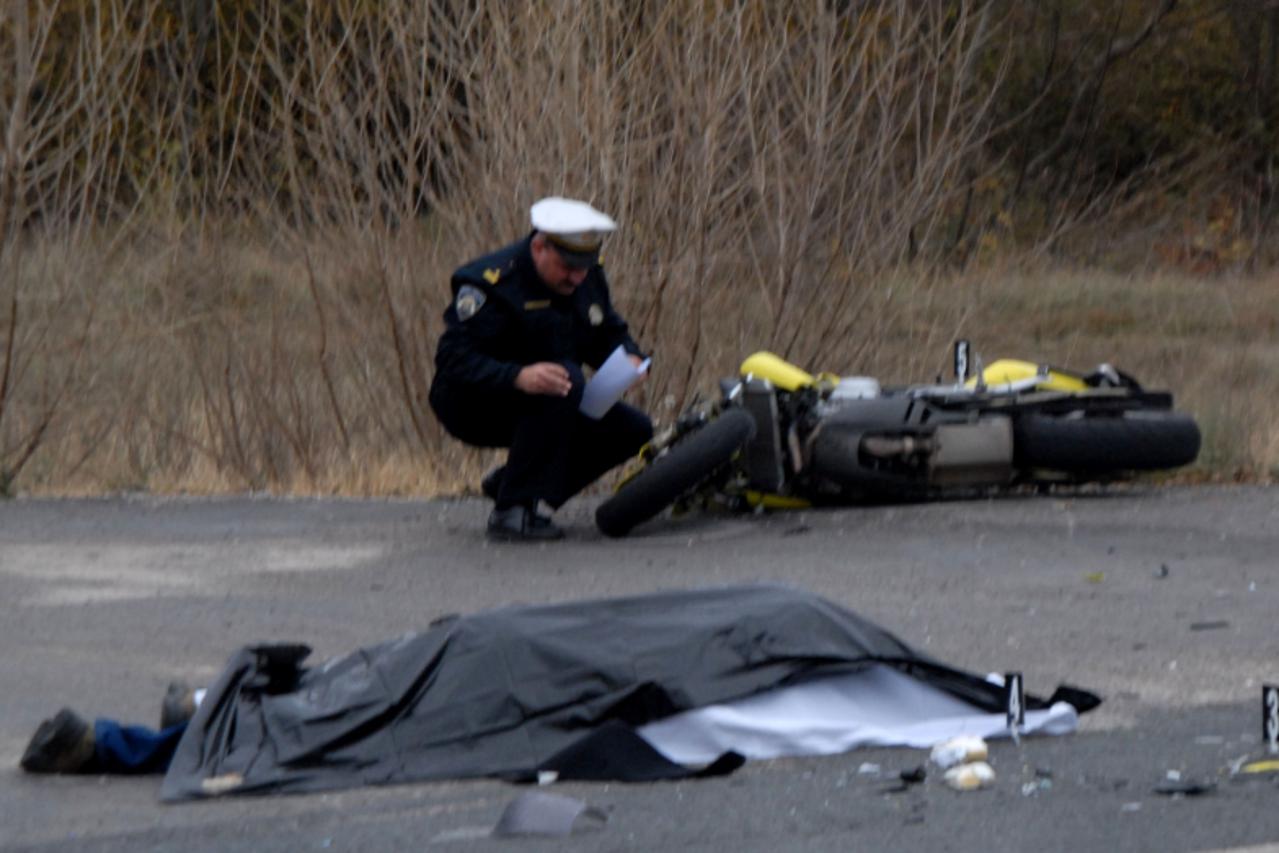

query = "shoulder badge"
[482, 268, 501, 285]
[455, 284, 486, 321]
[588, 303, 604, 326]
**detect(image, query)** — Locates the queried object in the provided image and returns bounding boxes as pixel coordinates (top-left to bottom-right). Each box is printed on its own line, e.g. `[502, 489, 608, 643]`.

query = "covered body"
[161, 585, 1095, 801]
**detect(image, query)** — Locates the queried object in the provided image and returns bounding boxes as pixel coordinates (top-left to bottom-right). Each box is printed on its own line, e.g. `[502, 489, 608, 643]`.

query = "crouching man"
[428, 197, 652, 541]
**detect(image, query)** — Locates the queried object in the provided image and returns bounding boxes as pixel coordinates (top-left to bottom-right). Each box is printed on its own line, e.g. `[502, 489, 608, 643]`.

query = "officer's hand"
[627, 354, 649, 385]
[515, 362, 573, 396]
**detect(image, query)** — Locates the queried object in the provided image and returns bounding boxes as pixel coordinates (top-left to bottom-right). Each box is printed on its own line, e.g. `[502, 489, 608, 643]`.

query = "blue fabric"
[93, 719, 186, 774]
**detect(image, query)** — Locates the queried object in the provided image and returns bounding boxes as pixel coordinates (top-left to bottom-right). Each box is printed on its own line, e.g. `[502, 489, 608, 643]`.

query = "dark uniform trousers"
[430, 360, 653, 511]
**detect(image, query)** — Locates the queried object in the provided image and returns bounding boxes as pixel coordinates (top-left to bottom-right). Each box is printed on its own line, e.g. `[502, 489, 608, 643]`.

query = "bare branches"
[0, 0, 162, 493]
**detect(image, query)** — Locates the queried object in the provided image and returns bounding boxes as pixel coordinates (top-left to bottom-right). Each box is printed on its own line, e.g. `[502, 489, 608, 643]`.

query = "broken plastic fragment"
[1241, 759, 1279, 774]
[1154, 778, 1216, 796]
[879, 765, 927, 794]
[900, 765, 927, 784]
[492, 791, 607, 838]
[199, 772, 244, 795]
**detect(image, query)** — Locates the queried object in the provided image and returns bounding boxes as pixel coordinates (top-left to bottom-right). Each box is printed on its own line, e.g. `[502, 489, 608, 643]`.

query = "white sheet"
[638, 664, 1078, 764]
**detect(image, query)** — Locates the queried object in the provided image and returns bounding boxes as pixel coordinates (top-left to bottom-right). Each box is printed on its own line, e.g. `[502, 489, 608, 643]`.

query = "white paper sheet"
[579, 345, 650, 419]
[637, 664, 1078, 764]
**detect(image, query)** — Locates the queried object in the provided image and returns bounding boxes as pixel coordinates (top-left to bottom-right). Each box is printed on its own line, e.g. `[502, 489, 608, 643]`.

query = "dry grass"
[7, 236, 1277, 497]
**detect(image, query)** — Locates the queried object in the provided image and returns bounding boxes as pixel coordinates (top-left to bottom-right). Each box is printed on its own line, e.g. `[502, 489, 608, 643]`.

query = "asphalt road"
[1, 485, 1277, 852]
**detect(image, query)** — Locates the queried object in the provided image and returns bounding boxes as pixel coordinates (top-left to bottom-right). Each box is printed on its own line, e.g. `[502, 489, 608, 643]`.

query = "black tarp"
[160, 585, 1098, 801]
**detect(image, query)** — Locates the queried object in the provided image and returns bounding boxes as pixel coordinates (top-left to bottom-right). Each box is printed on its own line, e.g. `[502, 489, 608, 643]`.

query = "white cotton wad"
[943, 761, 996, 791]
[929, 735, 989, 770]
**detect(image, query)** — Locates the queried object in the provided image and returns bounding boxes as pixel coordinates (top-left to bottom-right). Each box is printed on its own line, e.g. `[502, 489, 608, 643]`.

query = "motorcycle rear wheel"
[1013, 410, 1200, 473]
[595, 407, 756, 537]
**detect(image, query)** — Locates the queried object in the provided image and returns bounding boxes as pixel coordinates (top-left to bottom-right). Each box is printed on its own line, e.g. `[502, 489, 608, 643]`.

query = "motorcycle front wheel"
[1013, 410, 1201, 473]
[595, 407, 756, 538]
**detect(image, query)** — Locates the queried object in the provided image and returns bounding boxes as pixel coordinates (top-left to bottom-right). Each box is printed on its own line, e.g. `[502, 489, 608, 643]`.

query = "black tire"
[596, 408, 756, 537]
[1013, 410, 1200, 473]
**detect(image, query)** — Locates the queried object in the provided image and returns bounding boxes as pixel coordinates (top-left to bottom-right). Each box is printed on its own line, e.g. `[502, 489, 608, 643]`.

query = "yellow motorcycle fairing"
[739, 351, 840, 391]
[968, 359, 1088, 392]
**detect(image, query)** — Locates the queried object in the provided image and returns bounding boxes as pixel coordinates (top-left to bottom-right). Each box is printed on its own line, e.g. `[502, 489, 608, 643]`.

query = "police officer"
[429, 198, 653, 541]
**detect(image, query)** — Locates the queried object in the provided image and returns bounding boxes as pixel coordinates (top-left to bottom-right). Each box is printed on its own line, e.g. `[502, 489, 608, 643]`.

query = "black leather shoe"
[159, 681, 197, 730]
[20, 708, 96, 774]
[481, 466, 506, 502]
[487, 506, 565, 542]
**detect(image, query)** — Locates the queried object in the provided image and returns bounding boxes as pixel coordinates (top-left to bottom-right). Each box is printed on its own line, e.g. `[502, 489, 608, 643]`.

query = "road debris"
[492, 791, 608, 838]
[931, 736, 994, 791]
[1240, 759, 1279, 775]
[1154, 772, 1216, 797]
[879, 765, 927, 794]
[944, 761, 996, 791]
[930, 736, 988, 770]
[1021, 778, 1052, 797]
[901, 765, 927, 785]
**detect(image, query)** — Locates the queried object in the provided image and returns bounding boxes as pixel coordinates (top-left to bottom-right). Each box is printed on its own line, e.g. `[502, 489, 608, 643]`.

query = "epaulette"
[459, 242, 521, 287]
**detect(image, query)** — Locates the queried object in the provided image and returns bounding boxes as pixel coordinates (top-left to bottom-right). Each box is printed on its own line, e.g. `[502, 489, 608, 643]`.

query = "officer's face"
[532, 236, 590, 296]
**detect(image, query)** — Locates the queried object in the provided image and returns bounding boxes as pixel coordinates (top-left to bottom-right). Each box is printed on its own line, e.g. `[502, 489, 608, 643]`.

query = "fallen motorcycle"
[595, 341, 1201, 537]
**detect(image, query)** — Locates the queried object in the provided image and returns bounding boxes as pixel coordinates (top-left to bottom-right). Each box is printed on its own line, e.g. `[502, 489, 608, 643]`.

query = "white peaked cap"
[530, 197, 617, 252]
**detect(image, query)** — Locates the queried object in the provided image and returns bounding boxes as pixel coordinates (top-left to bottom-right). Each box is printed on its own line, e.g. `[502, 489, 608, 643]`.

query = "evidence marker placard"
[1265, 684, 1279, 754]
[1005, 671, 1025, 731]
[954, 339, 971, 383]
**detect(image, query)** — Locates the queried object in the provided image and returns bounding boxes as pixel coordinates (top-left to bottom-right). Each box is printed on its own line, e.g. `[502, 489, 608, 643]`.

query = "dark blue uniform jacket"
[432, 235, 643, 396]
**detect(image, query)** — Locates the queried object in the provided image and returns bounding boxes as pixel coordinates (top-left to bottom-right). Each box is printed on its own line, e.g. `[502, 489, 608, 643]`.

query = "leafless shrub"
[0, 0, 163, 493]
